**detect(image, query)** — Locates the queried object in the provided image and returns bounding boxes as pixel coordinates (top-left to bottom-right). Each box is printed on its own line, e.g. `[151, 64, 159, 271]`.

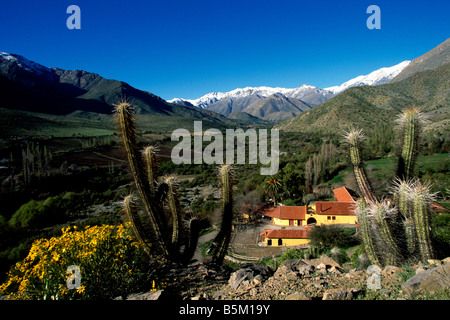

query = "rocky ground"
[125, 256, 450, 300]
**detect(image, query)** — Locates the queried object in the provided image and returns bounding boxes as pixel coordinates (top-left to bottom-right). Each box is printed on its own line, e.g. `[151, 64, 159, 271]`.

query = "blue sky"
[0, 0, 449, 100]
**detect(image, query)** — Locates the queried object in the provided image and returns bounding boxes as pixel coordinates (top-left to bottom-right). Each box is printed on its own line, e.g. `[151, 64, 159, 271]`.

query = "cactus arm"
[344, 129, 377, 203]
[372, 202, 402, 266]
[164, 176, 181, 249]
[411, 183, 435, 262]
[143, 146, 158, 195]
[356, 200, 381, 266]
[211, 164, 234, 264]
[123, 195, 152, 256]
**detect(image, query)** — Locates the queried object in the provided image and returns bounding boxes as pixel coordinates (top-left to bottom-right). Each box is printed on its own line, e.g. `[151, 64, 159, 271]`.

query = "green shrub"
[307, 225, 355, 248]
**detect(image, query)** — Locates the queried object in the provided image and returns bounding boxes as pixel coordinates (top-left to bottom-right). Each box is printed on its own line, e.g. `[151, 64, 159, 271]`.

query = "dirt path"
[191, 229, 217, 264]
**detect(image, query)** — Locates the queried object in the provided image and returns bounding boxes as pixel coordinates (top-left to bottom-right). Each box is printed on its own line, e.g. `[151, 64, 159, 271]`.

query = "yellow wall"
[315, 214, 358, 225]
[272, 218, 290, 226]
[271, 213, 358, 227]
[264, 238, 310, 247]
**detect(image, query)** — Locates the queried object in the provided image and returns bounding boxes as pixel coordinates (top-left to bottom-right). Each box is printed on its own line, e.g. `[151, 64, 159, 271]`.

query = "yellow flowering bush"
[0, 223, 150, 300]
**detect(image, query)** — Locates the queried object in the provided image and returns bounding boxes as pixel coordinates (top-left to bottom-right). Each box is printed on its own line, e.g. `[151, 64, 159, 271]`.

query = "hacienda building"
[259, 187, 358, 247]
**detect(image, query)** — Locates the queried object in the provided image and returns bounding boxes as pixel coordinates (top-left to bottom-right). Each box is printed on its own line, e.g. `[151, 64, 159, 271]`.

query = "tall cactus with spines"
[115, 101, 170, 259]
[396, 107, 423, 180]
[347, 108, 437, 266]
[410, 180, 436, 262]
[354, 199, 381, 266]
[369, 201, 402, 266]
[143, 146, 158, 195]
[164, 176, 181, 248]
[392, 178, 417, 255]
[115, 100, 233, 265]
[209, 164, 235, 265]
[343, 129, 377, 203]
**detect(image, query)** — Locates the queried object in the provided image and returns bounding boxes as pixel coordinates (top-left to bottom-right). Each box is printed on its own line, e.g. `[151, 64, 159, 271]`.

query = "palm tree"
[266, 177, 282, 206]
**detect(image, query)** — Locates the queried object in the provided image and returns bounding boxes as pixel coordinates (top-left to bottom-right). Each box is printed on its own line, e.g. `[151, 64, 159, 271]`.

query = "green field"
[328, 153, 449, 193]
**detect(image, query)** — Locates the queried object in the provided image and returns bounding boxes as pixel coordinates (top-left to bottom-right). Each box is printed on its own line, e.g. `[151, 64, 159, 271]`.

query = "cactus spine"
[210, 164, 235, 264]
[369, 201, 402, 265]
[397, 108, 421, 180]
[392, 178, 417, 255]
[143, 146, 158, 195]
[410, 181, 436, 262]
[344, 129, 377, 203]
[355, 199, 380, 266]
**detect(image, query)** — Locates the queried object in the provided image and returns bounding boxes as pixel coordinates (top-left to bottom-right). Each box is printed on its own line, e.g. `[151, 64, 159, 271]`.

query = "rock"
[442, 257, 450, 265]
[228, 269, 250, 290]
[119, 290, 164, 300]
[382, 266, 404, 276]
[415, 266, 427, 275]
[322, 288, 358, 300]
[286, 291, 312, 300]
[402, 263, 450, 295]
[302, 256, 341, 269]
[329, 266, 342, 275]
[316, 263, 327, 270]
[228, 263, 271, 290]
[427, 259, 442, 266]
[298, 265, 315, 276]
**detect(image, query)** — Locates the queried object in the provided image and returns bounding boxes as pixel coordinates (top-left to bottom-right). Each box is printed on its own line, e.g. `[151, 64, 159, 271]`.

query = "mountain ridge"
[169, 61, 410, 109]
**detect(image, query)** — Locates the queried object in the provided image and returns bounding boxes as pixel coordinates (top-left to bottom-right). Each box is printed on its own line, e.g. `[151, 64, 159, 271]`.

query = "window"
[332, 216, 336, 220]
[278, 239, 283, 246]
[267, 239, 272, 246]
[327, 216, 331, 220]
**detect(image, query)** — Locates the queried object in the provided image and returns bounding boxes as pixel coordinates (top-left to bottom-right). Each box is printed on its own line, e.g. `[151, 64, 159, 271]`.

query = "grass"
[328, 153, 449, 188]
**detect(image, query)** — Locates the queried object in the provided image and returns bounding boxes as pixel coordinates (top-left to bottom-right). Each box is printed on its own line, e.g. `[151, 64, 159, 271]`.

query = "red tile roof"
[315, 201, 355, 216]
[260, 229, 309, 239]
[333, 187, 355, 202]
[261, 206, 307, 220]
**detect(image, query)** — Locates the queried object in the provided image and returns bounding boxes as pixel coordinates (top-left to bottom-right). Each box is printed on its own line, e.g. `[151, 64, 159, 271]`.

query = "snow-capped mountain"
[325, 60, 410, 94]
[169, 84, 328, 109]
[0, 52, 52, 75]
[169, 60, 410, 116]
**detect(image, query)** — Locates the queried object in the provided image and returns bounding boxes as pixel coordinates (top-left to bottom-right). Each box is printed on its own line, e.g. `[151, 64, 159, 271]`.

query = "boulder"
[441, 257, 450, 265]
[115, 290, 164, 300]
[302, 256, 341, 269]
[286, 291, 312, 300]
[228, 263, 271, 290]
[382, 266, 404, 276]
[402, 263, 450, 295]
[322, 288, 358, 300]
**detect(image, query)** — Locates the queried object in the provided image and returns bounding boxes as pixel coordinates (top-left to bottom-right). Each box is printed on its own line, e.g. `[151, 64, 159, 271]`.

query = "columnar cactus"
[410, 181, 436, 262]
[115, 101, 170, 259]
[396, 108, 423, 180]
[343, 129, 377, 203]
[348, 108, 436, 266]
[392, 178, 417, 255]
[115, 101, 234, 265]
[369, 201, 402, 266]
[209, 164, 235, 265]
[354, 199, 381, 266]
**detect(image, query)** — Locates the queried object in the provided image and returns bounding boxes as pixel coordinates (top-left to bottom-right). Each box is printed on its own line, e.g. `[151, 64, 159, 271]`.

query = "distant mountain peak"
[0, 52, 51, 75]
[169, 61, 410, 120]
[325, 60, 410, 94]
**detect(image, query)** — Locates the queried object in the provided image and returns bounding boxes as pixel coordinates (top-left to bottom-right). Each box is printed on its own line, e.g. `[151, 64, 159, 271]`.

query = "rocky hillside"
[118, 255, 450, 301]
